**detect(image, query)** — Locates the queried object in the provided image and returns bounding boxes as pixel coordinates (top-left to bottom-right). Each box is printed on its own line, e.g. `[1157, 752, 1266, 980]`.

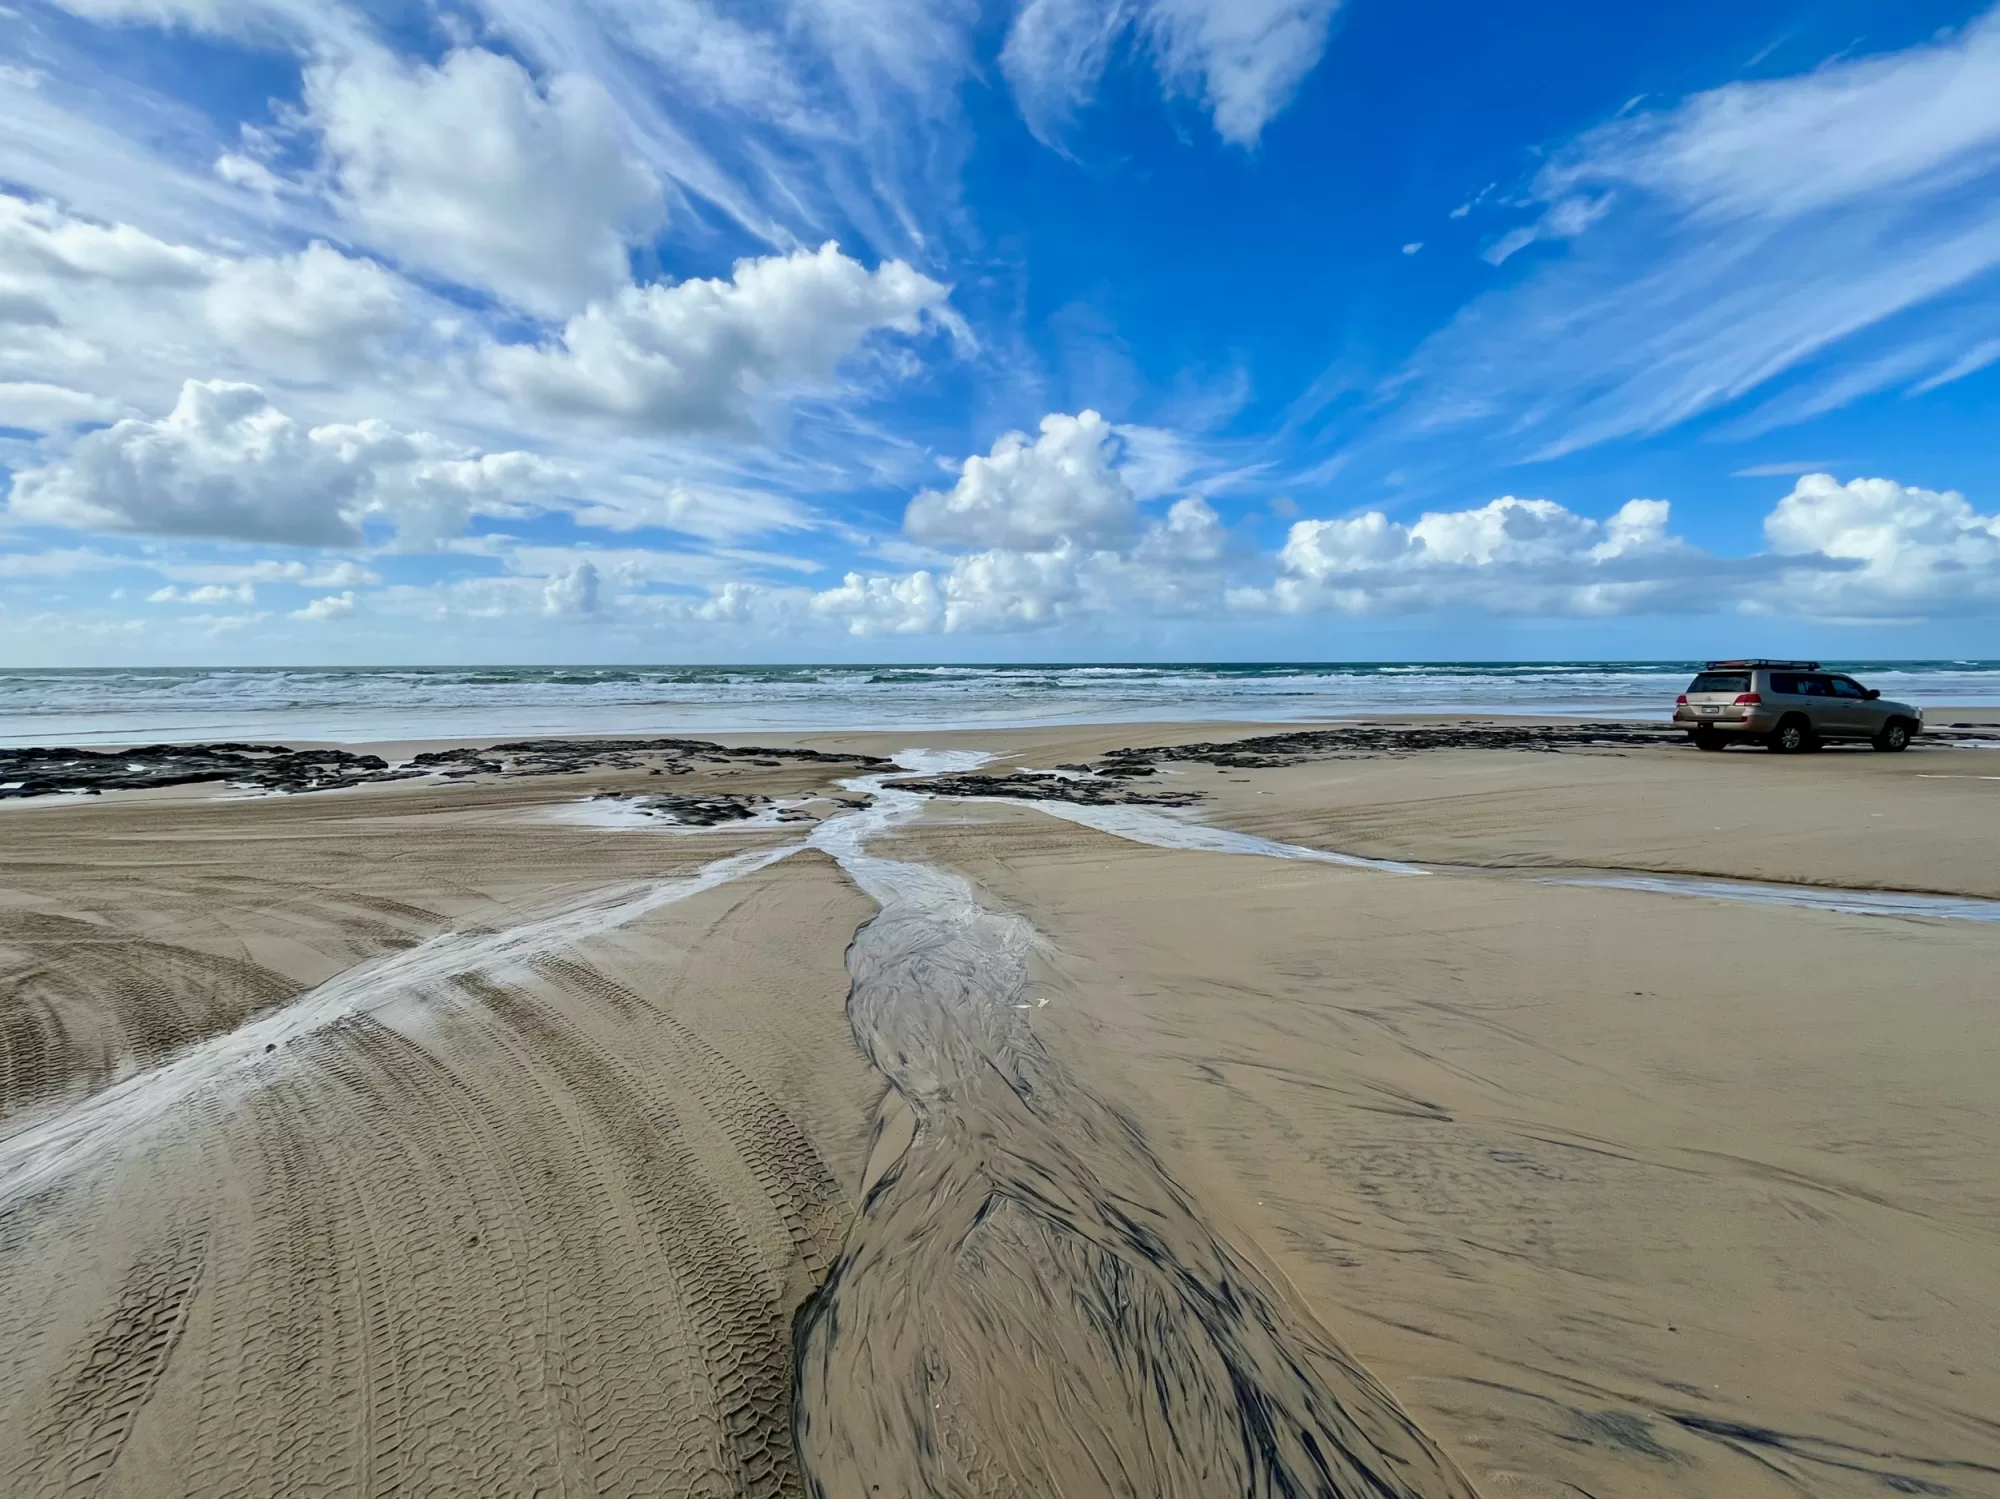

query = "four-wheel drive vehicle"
[1673, 661, 1923, 753]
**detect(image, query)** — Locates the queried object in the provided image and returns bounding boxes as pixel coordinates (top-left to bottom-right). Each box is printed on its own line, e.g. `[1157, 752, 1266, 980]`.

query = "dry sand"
[3, 722, 1997, 1497]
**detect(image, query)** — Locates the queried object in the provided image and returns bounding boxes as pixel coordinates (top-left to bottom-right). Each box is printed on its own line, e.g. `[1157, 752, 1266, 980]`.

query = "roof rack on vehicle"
[1703, 660, 1820, 670]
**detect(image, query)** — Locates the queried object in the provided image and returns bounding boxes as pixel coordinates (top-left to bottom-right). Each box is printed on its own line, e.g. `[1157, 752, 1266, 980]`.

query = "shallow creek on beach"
[791, 753, 1476, 1496]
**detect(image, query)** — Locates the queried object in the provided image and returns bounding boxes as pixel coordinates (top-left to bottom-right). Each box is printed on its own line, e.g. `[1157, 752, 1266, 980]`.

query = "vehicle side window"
[1828, 677, 1868, 699]
[1795, 676, 1831, 696]
[1769, 673, 1795, 694]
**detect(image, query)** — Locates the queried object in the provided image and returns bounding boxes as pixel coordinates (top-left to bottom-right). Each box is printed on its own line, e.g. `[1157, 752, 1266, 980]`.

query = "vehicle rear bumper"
[1674, 708, 1778, 734]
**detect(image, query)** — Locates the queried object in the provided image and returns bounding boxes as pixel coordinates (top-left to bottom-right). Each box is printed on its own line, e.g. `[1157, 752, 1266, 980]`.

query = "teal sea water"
[2, 661, 1996, 747]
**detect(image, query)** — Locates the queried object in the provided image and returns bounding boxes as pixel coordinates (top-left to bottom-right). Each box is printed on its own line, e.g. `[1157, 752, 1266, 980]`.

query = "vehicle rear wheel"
[1872, 719, 1913, 753]
[1693, 730, 1727, 751]
[1767, 717, 1812, 754]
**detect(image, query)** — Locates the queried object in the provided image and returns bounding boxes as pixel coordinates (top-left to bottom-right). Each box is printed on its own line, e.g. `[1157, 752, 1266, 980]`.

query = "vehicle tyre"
[1693, 730, 1727, 752]
[1767, 717, 1812, 754]
[1872, 719, 1913, 753]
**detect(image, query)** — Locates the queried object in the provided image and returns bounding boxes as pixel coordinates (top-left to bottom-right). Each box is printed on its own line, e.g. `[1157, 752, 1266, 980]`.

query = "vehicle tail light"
[1734, 693, 1761, 705]
[1676, 694, 1688, 705]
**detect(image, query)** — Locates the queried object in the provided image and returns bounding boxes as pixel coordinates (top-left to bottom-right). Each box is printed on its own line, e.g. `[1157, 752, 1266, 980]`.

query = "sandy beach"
[3, 721, 1997, 1498]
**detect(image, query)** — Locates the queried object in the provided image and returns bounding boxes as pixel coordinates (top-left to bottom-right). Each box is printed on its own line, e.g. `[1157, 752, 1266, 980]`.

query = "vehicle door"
[1769, 672, 1834, 733]
[1824, 675, 1879, 736]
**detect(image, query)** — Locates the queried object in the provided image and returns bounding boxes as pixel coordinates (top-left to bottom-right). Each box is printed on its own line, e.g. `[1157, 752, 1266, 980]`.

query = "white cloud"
[6, 379, 561, 547]
[1243, 495, 1726, 616]
[1144, 0, 1343, 147]
[1765, 472, 2000, 616]
[1132, 494, 1224, 566]
[1732, 460, 1843, 478]
[149, 582, 254, 604]
[1542, 14, 2000, 226]
[542, 561, 602, 615]
[808, 567, 948, 634]
[157, 558, 380, 586]
[185, 610, 268, 637]
[569, 479, 818, 542]
[204, 242, 407, 373]
[679, 512, 1231, 637]
[488, 242, 954, 435]
[11, 381, 373, 545]
[0, 381, 120, 431]
[650, 413, 1235, 636]
[0, 195, 421, 387]
[306, 47, 663, 317]
[45, 0, 364, 50]
[0, 192, 211, 285]
[905, 409, 1136, 549]
[1392, 8, 2000, 457]
[292, 590, 357, 620]
[503, 544, 766, 591]
[1003, 0, 1339, 148]
[0, 547, 128, 578]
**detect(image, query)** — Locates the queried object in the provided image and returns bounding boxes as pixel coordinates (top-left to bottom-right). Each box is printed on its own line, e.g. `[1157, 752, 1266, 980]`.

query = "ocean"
[2, 661, 1996, 748]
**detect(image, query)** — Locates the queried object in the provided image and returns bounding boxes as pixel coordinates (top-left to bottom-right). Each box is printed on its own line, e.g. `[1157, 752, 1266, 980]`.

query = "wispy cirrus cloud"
[1002, 0, 1342, 149]
[1391, 7, 2000, 460]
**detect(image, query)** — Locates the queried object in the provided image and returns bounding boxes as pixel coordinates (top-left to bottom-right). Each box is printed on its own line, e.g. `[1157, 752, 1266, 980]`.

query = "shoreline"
[15, 698, 2000, 753]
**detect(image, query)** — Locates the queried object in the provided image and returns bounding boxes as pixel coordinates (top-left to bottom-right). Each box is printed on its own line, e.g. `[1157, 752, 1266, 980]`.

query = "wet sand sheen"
[795, 769, 1475, 1497]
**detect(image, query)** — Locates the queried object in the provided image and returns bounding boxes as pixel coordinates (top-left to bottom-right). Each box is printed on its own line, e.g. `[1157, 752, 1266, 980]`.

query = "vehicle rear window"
[1688, 673, 1749, 694]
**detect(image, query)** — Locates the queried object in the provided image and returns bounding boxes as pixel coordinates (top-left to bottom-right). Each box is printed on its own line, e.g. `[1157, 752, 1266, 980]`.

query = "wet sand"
[3, 722, 1997, 1497]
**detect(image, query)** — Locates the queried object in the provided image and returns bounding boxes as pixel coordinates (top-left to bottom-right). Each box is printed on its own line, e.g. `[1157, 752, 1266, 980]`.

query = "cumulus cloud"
[488, 242, 954, 435]
[1240, 495, 1729, 616]
[204, 242, 406, 373]
[0, 195, 419, 383]
[644, 410, 1235, 636]
[905, 409, 1136, 548]
[1765, 473, 2000, 616]
[306, 47, 663, 317]
[292, 590, 357, 620]
[5, 379, 562, 547]
[1003, 0, 1340, 147]
[11, 381, 374, 545]
[542, 560, 602, 615]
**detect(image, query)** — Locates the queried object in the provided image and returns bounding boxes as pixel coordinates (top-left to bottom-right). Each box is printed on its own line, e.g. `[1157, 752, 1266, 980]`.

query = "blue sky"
[2, 0, 1998, 664]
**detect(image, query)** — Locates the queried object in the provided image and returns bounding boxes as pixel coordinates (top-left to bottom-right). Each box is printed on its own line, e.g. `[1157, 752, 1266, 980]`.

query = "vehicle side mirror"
[1865, 689, 1880, 700]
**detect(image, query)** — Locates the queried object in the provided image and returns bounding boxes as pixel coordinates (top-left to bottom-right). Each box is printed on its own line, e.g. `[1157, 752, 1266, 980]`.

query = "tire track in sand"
[1, 841, 876, 1498]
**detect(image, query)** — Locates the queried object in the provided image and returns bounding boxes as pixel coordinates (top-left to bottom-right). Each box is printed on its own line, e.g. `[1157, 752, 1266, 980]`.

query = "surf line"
[791, 753, 1478, 1498]
[0, 842, 805, 1212]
